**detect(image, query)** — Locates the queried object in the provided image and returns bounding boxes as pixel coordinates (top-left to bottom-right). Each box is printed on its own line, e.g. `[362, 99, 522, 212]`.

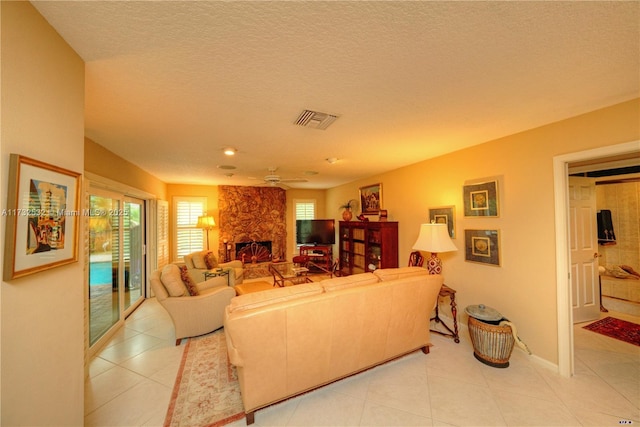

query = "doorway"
[553, 140, 640, 377]
[88, 189, 146, 349]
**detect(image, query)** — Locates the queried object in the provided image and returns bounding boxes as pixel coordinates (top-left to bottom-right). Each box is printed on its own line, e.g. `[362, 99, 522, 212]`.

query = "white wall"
[1, 2, 85, 424]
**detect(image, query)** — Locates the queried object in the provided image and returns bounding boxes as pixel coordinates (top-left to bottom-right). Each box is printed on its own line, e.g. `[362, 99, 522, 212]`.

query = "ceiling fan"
[255, 167, 308, 187]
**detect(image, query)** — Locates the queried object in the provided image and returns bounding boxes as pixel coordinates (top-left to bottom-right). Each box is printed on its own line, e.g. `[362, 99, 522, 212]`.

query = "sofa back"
[224, 268, 443, 413]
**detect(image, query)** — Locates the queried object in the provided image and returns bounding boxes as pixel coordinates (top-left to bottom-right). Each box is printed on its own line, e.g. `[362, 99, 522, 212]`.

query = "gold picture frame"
[3, 154, 81, 280]
[359, 183, 382, 215]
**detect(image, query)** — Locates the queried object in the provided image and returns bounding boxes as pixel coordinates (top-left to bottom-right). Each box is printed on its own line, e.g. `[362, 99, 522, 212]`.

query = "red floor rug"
[583, 317, 640, 346]
[164, 329, 245, 427]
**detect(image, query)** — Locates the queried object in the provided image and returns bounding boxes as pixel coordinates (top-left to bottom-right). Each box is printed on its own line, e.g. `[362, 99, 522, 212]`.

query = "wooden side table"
[430, 284, 460, 343]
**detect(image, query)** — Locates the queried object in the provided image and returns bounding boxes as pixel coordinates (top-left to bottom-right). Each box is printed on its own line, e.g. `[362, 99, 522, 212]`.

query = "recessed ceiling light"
[223, 147, 237, 156]
[217, 165, 236, 170]
[326, 157, 338, 164]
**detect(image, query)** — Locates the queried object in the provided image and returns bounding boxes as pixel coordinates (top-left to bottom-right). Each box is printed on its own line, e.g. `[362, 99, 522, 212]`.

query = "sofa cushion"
[373, 266, 427, 281]
[179, 265, 199, 296]
[205, 252, 218, 269]
[320, 273, 379, 292]
[228, 283, 323, 313]
[161, 264, 188, 297]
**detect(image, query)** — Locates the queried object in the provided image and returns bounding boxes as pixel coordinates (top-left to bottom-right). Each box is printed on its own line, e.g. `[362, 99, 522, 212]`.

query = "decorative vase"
[342, 209, 353, 221]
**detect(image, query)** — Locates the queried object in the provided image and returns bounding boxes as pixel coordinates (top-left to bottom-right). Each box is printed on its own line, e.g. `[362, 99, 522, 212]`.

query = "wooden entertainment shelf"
[299, 244, 333, 272]
[338, 221, 398, 276]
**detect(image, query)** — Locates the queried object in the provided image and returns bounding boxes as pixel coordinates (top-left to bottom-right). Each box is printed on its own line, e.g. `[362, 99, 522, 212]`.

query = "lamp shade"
[196, 215, 216, 229]
[412, 223, 457, 253]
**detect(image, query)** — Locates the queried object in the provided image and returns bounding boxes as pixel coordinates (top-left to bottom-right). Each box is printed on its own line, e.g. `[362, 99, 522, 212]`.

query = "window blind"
[174, 197, 206, 259]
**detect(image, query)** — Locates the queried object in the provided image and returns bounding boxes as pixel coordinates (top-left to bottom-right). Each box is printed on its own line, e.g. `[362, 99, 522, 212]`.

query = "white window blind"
[174, 197, 206, 260]
[295, 202, 315, 220]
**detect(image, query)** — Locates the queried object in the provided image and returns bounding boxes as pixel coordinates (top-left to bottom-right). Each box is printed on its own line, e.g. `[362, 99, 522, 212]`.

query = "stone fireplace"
[218, 186, 287, 262]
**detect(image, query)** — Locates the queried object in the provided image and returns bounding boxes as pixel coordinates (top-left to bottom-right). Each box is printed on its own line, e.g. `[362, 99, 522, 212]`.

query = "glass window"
[174, 197, 206, 259]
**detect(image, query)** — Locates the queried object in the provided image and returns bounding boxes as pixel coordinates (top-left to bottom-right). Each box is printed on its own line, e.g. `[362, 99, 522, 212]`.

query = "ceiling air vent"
[294, 109, 339, 130]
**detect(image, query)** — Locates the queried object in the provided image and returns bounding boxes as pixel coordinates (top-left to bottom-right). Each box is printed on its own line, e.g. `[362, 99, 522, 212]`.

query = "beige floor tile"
[85, 379, 172, 427]
[493, 389, 581, 426]
[286, 387, 365, 426]
[428, 375, 506, 426]
[97, 333, 166, 365]
[360, 401, 433, 426]
[85, 365, 146, 414]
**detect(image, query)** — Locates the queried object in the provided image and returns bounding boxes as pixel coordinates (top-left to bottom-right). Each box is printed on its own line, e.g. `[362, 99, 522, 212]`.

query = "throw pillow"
[179, 265, 199, 296]
[161, 264, 188, 297]
[192, 251, 208, 269]
[204, 252, 218, 269]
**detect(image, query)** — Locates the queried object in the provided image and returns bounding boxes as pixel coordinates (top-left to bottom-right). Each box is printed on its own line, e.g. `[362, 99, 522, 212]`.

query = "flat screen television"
[296, 219, 336, 245]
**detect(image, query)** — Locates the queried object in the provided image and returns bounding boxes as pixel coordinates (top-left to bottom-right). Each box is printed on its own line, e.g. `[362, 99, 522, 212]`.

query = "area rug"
[583, 317, 640, 346]
[164, 330, 245, 427]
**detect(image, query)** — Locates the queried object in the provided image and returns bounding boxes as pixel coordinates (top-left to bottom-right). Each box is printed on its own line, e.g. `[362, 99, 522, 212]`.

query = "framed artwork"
[359, 183, 382, 215]
[3, 154, 81, 280]
[464, 229, 501, 266]
[463, 180, 499, 217]
[428, 205, 456, 238]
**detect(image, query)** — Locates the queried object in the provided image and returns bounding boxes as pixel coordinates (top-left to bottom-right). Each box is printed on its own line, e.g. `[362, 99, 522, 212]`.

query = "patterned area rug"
[164, 329, 245, 427]
[583, 317, 640, 346]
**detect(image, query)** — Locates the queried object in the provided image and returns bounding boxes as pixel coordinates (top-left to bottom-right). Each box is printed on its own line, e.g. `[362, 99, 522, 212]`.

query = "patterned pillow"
[179, 265, 199, 296]
[204, 252, 218, 269]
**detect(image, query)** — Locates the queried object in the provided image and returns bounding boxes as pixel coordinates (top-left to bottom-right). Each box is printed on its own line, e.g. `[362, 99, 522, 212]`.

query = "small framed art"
[359, 183, 382, 215]
[463, 180, 499, 217]
[428, 205, 455, 238]
[464, 229, 500, 266]
[3, 154, 81, 280]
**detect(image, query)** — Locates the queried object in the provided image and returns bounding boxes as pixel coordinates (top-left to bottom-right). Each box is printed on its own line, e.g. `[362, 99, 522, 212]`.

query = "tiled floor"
[85, 298, 640, 426]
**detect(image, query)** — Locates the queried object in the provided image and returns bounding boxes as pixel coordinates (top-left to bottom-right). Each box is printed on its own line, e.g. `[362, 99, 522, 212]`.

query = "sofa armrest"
[196, 275, 229, 292]
[162, 286, 235, 317]
[219, 260, 244, 285]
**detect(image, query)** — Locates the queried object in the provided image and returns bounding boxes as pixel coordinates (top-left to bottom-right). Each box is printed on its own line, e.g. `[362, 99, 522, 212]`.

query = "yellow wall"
[1, 2, 85, 424]
[328, 99, 639, 364]
[85, 138, 167, 200]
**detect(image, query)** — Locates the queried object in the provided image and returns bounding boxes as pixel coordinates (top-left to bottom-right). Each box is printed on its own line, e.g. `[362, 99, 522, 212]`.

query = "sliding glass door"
[124, 199, 144, 313]
[88, 190, 145, 347]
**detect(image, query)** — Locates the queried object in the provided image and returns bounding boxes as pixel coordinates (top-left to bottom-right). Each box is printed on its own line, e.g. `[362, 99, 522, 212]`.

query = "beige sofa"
[224, 267, 443, 424]
[183, 250, 244, 285]
[150, 265, 236, 345]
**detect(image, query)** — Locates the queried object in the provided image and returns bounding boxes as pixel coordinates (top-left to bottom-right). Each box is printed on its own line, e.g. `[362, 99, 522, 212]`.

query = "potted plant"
[339, 199, 357, 221]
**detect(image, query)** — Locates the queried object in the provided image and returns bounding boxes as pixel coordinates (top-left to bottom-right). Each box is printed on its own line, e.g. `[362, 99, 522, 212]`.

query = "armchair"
[150, 265, 236, 345]
[183, 250, 244, 285]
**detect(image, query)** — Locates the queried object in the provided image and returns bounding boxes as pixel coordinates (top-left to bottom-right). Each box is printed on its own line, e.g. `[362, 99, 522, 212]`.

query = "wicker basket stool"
[467, 315, 515, 368]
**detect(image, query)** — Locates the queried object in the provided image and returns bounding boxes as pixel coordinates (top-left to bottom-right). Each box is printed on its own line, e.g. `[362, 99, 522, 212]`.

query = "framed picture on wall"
[464, 229, 501, 266]
[3, 154, 81, 280]
[428, 205, 456, 238]
[463, 180, 499, 217]
[359, 183, 382, 215]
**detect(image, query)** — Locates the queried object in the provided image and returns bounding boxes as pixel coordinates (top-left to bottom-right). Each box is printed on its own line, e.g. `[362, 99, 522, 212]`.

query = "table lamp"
[196, 215, 216, 250]
[412, 222, 457, 274]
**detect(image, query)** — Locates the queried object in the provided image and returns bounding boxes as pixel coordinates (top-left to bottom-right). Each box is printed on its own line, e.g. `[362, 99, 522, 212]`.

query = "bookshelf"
[338, 221, 398, 275]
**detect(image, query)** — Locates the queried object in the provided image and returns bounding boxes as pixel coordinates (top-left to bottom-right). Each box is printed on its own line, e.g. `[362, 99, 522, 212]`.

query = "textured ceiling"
[31, 1, 639, 188]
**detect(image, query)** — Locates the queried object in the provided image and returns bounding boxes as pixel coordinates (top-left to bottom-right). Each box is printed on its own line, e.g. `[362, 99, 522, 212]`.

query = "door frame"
[553, 140, 639, 377]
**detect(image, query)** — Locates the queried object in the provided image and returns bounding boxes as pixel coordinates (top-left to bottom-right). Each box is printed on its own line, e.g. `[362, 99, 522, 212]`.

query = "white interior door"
[568, 176, 600, 324]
